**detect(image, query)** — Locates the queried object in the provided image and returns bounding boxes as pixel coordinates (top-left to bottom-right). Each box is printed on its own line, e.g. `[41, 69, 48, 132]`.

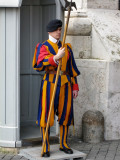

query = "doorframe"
[19, 0, 64, 143]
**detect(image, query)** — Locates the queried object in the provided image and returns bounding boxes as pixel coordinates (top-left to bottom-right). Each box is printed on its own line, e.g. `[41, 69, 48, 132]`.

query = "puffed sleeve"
[32, 43, 58, 72]
[67, 43, 80, 91]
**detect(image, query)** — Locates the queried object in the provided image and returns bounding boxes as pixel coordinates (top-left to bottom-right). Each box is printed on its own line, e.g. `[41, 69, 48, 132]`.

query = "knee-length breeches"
[36, 80, 73, 127]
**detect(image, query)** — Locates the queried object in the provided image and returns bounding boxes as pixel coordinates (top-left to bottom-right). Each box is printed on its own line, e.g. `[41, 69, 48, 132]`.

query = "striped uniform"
[33, 39, 80, 152]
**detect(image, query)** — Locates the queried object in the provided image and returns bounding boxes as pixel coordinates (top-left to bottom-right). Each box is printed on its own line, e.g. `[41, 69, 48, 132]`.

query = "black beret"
[46, 19, 62, 32]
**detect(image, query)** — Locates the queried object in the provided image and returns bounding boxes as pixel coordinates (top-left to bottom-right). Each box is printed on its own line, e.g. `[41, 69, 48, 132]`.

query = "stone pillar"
[82, 110, 104, 143]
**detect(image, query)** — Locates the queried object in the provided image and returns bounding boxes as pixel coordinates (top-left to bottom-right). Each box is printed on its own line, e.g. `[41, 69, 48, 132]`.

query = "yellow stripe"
[42, 127, 50, 152]
[63, 83, 72, 125]
[49, 74, 54, 82]
[43, 62, 49, 66]
[43, 74, 47, 80]
[32, 47, 37, 68]
[42, 128, 46, 152]
[47, 39, 58, 54]
[66, 43, 72, 49]
[60, 125, 63, 149]
[63, 126, 70, 149]
[33, 66, 44, 71]
[32, 46, 44, 71]
[60, 125, 70, 149]
[58, 84, 65, 122]
[40, 81, 47, 127]
[71, 77, 76, 85]
[48, 66, 55, 70]
[40, 81, 55, 127]
[72, 66, 77, 77]
[63, 126, 67, 147]
[61, 44, 68, 71]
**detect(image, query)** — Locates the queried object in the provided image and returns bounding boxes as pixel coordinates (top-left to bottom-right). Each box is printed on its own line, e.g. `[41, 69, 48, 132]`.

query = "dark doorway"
[20, 0, 56, 140]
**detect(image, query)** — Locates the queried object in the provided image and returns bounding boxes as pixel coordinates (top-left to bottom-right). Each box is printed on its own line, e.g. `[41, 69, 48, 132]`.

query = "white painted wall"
[0, 0, 22, 7]
[0, 8, 20, 147]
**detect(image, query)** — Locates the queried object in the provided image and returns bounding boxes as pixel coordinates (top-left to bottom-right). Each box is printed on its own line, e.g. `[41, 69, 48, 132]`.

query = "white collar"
[49, 35, 59, 43]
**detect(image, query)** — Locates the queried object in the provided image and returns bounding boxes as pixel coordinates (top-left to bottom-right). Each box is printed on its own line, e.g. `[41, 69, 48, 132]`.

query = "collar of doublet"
[49, 34, 59, 44]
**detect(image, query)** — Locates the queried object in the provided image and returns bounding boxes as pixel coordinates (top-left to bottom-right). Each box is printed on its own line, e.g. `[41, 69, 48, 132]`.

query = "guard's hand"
[54, 47, 65, 61]
[73, 90, 78, 99]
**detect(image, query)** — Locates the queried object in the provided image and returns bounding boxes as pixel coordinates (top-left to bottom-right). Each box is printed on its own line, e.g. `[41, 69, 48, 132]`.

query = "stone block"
[108, 61, 120, 92]
[65, 18, 92, 36]
[19, 144, 86, 160]
[88, 0, 118, 10]
[91, 27, 110, 60]
[66, 36, 92, 59]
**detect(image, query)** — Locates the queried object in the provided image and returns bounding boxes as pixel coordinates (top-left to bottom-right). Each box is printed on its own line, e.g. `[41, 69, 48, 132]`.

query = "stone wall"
[88, 0, 119, 10]
[66, 9, 120, 140]
[88, 9, 120, 61]
[66, 17, 92, 59]
[69, 59, 108, 139]
[68, 59, 120, 140]
[107, 61, 120, 139]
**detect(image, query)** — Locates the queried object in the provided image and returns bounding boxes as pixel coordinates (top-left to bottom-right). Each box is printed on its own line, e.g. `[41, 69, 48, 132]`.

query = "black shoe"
[42, 151, 50, 157]
[59, 147, 73, 154]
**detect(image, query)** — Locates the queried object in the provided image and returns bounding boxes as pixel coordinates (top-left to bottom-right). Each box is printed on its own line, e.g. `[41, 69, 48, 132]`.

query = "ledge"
[65, 17, 92, 36]
[65, 11, 88, 18]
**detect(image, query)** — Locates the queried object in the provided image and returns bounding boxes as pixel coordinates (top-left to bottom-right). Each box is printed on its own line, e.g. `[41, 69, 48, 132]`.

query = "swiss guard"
[32, 19, 80, 157]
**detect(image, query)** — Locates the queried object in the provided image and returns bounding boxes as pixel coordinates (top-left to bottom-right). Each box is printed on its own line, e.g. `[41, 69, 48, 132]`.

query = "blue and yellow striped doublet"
[33, 40, 80, 127]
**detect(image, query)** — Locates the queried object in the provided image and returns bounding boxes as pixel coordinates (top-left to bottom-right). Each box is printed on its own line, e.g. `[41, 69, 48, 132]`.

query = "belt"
[46, 70, 69, 76]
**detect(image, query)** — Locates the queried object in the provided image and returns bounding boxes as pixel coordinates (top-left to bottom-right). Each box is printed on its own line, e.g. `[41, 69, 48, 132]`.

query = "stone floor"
[0, 139, 120, 160]
[69, 139, 120, 160]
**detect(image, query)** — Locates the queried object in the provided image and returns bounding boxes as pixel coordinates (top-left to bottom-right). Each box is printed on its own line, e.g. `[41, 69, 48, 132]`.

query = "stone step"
[19, 144, 86, 160]
[22, 136, 59, 147]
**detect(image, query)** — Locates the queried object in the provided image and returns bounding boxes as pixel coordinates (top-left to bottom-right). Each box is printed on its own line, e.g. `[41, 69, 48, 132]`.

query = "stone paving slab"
[1, 140, 120, 160]
[19, 144, 86, 160]
[68, 139, 120, 160]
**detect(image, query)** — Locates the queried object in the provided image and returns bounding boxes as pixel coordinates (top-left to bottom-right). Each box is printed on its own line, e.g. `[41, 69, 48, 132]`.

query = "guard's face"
[49, 27, 62, 40]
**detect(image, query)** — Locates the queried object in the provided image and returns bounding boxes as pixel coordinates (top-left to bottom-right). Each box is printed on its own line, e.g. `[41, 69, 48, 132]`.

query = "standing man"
[33, 19, 80, 157]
